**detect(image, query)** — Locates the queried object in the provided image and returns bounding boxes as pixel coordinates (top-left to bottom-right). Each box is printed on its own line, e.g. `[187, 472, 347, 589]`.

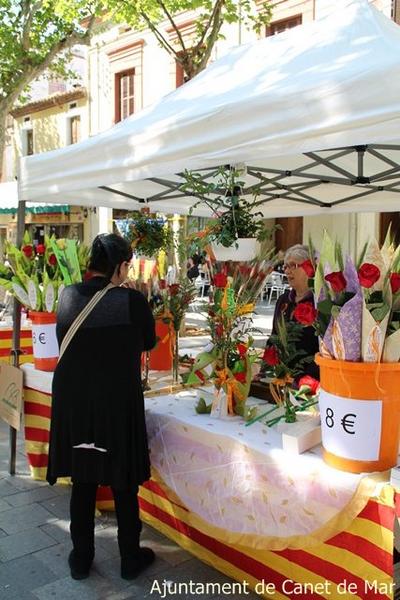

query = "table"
[0, 324, 33, 364]
[21, 365, 398, 599]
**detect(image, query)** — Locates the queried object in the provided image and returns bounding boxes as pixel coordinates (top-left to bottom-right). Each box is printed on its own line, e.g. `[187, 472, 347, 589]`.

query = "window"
[115, 70, 135, 123]
[69, 115, 81, 145]
[25, 129, 34, 156]
[266, 15, 302, 36]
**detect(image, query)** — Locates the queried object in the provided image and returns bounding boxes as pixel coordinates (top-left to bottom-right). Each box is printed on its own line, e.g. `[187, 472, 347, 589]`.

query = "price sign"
[319, 389, 382, 461]
[31, 323, 59, 358]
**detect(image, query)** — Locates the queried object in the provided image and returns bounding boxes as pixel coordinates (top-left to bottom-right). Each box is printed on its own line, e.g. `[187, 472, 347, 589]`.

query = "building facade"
[2, 0, 398, 255]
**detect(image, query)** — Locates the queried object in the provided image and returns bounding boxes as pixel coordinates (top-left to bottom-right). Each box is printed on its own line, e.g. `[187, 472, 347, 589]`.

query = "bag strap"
[58, 282, 115, 362]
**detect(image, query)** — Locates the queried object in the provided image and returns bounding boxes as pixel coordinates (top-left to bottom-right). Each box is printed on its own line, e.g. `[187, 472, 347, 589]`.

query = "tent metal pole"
[9, 199, 25, 475]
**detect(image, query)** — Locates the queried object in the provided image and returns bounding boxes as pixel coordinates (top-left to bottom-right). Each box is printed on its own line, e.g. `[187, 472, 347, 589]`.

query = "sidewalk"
[0, 419, 261, 600]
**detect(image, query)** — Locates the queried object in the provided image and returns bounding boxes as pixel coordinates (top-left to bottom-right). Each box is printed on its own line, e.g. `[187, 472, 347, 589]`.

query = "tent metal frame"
[99, 144, 400, 211]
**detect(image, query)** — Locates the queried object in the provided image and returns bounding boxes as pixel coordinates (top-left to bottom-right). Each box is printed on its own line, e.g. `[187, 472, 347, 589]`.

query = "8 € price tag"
[319, 389, 382, 461]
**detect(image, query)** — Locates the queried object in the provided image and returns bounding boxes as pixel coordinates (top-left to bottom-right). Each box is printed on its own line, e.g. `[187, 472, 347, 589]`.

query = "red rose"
[262, 346, 279, 366]
[159, 279, 166, 290]
[390, 273, 400, 294]
[213, 273, 228, 288]
[358, 263, 380, 288]
[169, 284, 180, 296]
[298, 375, 320, 395]
[22, 244, 33, 258]
[48, 253, 57, 267]
[195, 370, 205, 382]
[36, 244, 45, 255]
[215, 324, 224, 337]
[300, 259, 315, 278]
[293, 302, 317, 326]
[325, 271, 347, 293]
[234, 371, 246, 384]
[237, 343, 247, 357]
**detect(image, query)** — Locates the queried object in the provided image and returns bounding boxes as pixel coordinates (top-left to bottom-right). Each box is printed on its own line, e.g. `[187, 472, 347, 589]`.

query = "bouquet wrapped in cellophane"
[0, 231, 88, 312]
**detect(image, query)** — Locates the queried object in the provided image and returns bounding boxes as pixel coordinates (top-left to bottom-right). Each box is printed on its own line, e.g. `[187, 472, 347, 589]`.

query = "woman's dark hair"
[89, 233, 132, 280]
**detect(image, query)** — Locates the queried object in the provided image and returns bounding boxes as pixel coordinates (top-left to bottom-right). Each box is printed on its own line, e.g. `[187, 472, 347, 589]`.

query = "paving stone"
[0, 498, 12, 512]
[40, 494, 71, 520]
[0, 528, 56, 562]
[0, 479, 19, 498]
[144, 559, 238, 600]
[0, 554, 58, 599]
[39, 520, 70, 544]
[4, 485, 60, 507]
[32, 571, 142, 600]
[35, 540, 113, 577]
[0, 502, 57, 534]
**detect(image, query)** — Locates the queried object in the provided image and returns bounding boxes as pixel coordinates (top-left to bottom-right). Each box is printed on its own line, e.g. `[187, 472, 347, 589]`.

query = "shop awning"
[0, 182, 69, 214]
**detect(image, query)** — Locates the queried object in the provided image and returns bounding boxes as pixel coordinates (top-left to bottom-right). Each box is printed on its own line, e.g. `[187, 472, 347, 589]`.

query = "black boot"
[69, 481, 97, 580]
[121, 547, 155, 580]
[68, 550, 94, 580]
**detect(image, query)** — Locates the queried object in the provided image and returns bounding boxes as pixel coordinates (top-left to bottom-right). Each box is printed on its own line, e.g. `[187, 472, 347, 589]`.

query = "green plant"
[182, 166, 276, 249]
[116, 213, 172, 257]
[0, 231, 88, 312]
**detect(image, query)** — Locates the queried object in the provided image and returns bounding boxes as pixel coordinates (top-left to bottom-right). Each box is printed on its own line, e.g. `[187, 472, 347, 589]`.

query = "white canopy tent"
[17, 0, 400, 218]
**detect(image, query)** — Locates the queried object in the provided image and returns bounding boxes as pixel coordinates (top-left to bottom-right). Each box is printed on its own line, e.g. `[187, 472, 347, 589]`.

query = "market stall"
[20, 362, 397, 599]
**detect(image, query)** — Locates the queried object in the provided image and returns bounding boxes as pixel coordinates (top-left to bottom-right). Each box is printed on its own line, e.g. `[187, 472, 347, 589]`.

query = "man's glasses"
[283, 262, 301, 271]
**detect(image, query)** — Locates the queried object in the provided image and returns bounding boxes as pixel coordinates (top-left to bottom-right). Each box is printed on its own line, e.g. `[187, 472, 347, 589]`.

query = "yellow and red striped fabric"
[23, 385, 397, 599]
[0, 328, 33, 364]
[23, 386, 51, 480]
[139, 478, 397, 600]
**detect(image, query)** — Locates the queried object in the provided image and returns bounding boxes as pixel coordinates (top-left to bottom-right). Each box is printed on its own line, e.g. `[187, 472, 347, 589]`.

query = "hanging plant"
[182, 166, 278, 252]
[116, 212, 172, 257]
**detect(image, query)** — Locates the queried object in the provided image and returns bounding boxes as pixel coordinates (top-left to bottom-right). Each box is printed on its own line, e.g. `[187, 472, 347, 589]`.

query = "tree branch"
[156, 0, 187, 52]
[22, 1, 42, 51]
[197, 0, 224, 49]
[197, 1, 225, 71]
[139, 10, 179, 59]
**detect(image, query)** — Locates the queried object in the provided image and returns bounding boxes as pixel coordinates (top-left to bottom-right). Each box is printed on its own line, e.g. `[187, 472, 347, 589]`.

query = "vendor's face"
[283, 255, 309, 291]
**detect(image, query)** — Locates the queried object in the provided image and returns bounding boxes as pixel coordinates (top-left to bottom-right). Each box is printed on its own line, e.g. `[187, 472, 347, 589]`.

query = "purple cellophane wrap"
[320, 257, 362, 362]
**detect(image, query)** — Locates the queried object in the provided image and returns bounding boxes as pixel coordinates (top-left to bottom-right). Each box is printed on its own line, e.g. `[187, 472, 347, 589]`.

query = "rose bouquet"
[246, 315, 319, 426]
[310, 231, 399, 363]
[0, 231, 88, 312]
[186, 258, 274, 417]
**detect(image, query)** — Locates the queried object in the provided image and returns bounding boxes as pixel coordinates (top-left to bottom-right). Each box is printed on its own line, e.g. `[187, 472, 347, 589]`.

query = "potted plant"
[115, 211, 172, 258]
[183, 166, 275, 261]
[0, 231, 89, 371]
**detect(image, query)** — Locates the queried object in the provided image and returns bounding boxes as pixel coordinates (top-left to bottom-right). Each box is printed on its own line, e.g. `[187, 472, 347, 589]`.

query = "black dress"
[272, 288, 319, 381]
[46, 276, 156, 490]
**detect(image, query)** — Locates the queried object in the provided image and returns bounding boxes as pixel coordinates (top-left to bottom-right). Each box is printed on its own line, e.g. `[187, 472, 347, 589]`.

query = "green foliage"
[117, 212, 172, 257]
[264, 315, 312, 380]
[183, 166, 276, 249]
[107, 0, 272, 80]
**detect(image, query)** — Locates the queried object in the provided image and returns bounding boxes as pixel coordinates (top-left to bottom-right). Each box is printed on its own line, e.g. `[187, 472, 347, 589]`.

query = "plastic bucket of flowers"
[316, 354, 400, 473]
[29, 310, 58, 371]
[149, 319, 173, 371]
[305, 232, 400, 473]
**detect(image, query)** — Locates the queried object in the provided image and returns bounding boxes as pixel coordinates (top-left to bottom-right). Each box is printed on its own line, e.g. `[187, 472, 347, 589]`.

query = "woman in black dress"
[47, 233, 156, 580]
[256, 244, 319, 384]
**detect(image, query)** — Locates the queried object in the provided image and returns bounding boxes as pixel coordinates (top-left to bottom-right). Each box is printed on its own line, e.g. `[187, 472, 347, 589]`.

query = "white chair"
[194, 275, 210, 297]
[267, 272, 288, 304]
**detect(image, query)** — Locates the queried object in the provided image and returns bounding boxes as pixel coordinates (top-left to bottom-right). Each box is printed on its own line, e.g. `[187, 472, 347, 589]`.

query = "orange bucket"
[29, 311, 59, 372]
[149, 319, 173, 371]
[316, 354, 400, 473]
